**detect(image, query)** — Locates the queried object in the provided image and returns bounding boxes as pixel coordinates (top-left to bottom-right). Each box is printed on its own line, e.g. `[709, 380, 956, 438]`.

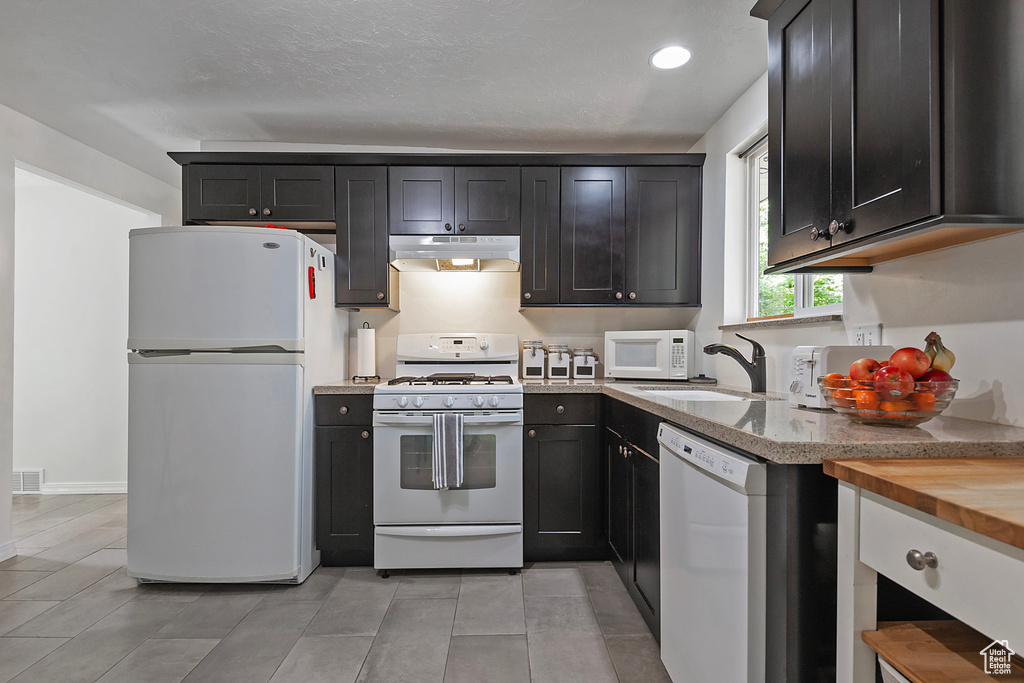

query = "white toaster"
[789, 345, 894, 409]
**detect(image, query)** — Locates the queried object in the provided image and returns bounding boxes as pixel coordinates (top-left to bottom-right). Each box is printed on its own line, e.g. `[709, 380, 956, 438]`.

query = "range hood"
[389, 235, 521, 272]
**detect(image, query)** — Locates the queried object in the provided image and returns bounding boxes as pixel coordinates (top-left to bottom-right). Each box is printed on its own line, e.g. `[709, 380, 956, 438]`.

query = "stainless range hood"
[389, 234, 521, 272]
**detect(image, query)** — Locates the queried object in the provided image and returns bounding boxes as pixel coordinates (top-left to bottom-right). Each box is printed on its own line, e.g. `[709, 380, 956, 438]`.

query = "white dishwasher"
[658, 422, 767, 682]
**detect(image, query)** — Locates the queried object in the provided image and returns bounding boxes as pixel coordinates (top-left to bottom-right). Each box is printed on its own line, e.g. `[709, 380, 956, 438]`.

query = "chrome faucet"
[703, 334, 767, 393]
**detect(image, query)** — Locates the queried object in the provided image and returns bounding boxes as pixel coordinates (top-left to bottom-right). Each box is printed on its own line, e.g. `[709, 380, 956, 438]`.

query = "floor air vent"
[13, 469, 43, 493]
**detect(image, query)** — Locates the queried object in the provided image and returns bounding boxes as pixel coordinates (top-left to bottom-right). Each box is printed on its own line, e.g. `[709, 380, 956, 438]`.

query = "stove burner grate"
[387, 374, 514, 386]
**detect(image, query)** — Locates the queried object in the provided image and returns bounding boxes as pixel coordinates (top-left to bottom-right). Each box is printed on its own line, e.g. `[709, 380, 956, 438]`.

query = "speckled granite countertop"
[314, 379, 1024, 464]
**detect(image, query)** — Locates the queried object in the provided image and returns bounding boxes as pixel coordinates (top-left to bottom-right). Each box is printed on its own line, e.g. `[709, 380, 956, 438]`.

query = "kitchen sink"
[644, 389, 753, 401]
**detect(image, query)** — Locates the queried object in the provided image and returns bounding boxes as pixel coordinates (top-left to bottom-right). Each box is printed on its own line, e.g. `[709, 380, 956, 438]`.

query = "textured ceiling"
[0, 0, 766, 186]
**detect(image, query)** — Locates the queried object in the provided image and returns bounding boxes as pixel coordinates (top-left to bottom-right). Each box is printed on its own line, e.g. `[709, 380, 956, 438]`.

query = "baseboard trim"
[38, 482, 127, 494]
[0, 540, 16, 563]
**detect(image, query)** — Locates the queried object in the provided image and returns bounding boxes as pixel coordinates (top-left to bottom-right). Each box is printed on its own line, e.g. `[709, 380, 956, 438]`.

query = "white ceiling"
[0, 0, 766, 187]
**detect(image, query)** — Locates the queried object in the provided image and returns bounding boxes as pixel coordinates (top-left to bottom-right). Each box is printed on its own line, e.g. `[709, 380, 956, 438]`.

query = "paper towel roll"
[356, 327, 376, 378]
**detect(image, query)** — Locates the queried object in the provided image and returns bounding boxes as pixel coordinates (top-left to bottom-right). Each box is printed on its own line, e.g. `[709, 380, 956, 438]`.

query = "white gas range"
[372, 333, 524, 574]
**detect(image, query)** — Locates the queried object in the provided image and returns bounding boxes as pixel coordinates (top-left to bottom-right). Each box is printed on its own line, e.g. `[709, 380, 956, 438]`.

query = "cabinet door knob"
[809, 227, 822, 241]
[556, 405, 565, 414]
[615, 292, 623, 300]
[361, 430, 370, 439]
[906, 549, 938, 570]
[628, 292, 636, 300]
[828, 220, 841, 236]
[619, 444, 624, 455]
[458, 223, 466, 232]
[528, 429, 536, 437]
[524, 292, 532, 300]
[263, 208, 271, 216]
[248, 208, 258, 216]
[445, 223, 452, 231]
[339, 406, 349, 414]
[377, 292, 385, 300]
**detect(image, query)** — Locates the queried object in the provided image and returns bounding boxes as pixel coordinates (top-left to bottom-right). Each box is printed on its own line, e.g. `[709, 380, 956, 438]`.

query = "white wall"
[0, 103, 180, 559]
[14, 172, 156, 491]
[691, 72, 1024, 426]
[347, 271, 698, 379]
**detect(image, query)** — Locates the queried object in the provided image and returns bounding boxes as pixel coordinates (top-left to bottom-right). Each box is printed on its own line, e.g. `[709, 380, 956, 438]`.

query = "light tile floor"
[2, 494, 671, 682]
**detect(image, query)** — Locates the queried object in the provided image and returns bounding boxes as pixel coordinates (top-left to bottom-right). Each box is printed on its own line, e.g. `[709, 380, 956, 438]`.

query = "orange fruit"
[853, 390, 881, 411]
[822, 372, 845, 389]
[912, 391, 937, 411]
[879, 400, 914, 413]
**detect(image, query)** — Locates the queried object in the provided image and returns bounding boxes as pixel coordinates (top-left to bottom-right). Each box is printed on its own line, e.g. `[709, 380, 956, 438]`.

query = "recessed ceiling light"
[650, 46, 692, 70]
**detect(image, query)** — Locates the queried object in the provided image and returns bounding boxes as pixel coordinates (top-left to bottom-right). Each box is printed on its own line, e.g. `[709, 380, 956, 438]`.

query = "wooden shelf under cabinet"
[863, 620, 1024, 682]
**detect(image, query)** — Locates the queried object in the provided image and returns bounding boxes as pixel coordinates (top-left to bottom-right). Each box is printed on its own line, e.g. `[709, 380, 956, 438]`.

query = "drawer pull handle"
[361, 431, 370, 439]
[556, 405, 565, 414]
[339, 406, 349, 415]
[906, 549, 938, 571]
[528, 429, 536, 438]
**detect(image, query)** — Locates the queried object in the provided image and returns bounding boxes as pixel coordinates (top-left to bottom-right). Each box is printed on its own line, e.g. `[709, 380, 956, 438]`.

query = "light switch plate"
[851, 323, 882, 346]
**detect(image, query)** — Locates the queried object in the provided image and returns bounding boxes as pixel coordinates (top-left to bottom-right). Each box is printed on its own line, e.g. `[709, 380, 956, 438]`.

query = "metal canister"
[547, 344, 571, 379]
[571, 348, 598, 378]
[522, 340, 547, 379]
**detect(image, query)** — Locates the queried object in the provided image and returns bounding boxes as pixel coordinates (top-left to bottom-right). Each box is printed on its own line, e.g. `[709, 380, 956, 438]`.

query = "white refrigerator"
[126, 226, 347, 583]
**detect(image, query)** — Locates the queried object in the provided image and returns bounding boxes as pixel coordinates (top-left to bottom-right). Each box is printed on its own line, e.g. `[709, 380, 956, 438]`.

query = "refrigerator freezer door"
[128, 226, 306, 351]
[127, 353, 305, 582]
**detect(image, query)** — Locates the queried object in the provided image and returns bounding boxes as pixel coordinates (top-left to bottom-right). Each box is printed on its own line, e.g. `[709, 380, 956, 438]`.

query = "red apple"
[888, 347, 931, 378]
[849, 358, 883, 381]
[874, 366, 915, 399]
[919, 368, 956, 396]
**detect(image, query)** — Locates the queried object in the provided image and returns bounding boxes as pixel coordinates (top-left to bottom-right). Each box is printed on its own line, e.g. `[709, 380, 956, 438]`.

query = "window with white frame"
[747, 142, 842, 320]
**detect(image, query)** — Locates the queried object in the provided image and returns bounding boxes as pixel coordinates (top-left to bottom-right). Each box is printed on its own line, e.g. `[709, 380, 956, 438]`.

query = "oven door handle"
[375, 524, 522, 538]
[373, 412, 524, 427]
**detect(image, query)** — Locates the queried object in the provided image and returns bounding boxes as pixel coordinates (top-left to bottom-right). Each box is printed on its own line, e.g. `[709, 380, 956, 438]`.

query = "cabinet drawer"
[314, 395, 373, 426]
[859, 491, 1024, 648]
[524, 394, 599, 425]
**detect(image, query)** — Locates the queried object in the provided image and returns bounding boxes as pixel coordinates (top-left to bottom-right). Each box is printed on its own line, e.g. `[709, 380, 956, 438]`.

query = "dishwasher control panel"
[657, 423, 765, 492]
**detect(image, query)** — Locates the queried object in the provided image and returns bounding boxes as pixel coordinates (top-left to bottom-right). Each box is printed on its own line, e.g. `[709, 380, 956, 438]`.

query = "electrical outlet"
[852, 323, 883, 346]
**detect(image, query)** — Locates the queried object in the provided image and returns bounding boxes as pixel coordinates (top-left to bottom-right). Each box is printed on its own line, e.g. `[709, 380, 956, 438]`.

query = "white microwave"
[604, 330, 695, 380]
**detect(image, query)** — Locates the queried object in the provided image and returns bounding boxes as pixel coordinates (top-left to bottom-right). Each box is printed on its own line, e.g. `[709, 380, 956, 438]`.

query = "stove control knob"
[473, 395, 485, 408]
[489, 396, 500, 408]
[413, 396, 425, 408]
[397, 396, 409, 408]
[479, 339, 489, 350]
[444, 395, 456, 408]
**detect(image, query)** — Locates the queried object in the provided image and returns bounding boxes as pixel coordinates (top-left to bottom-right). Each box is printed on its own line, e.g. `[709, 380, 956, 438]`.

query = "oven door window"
[399, 434, 497, 490]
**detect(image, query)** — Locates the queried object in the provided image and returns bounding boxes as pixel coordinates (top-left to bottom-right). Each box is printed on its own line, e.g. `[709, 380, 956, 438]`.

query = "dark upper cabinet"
[769, 0, 939, 263]
[829, 0, 940, 247]
[388, 166, 454, 235]
[625, 166, 701, 305]
[388, 166, 520, 235]
[334, 167, 397, 309]
[559, 167, 626, 304]
[185, 164, 334, 223]
[766, 0, 1024, 270]
[520, 168, 561, 306]
[314, 394, 374, 567]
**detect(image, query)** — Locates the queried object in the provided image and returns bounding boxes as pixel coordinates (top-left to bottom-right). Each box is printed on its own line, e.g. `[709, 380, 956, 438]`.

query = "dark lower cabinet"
[606, 424, 661, 642]
[523, 425, 602, 560]
[334, 166, 397, 309]
[523, 394, 605, 562]
[314, 395, 374, 566]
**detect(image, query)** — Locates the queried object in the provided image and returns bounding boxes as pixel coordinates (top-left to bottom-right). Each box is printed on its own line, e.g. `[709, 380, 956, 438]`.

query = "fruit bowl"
[817, 376, 959, 427]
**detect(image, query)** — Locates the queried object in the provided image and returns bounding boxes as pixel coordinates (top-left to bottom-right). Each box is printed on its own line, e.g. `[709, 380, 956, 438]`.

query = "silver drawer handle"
[906, 549, 938, 571]
[339, 406, 349, 415]
[556, 405, 565, 414]
[361, 431, 369, 439]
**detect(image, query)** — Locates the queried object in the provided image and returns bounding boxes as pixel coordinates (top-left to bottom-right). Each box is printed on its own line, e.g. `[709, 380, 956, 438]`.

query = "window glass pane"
[754, 148, 794, 317]
[811, 273, 843, 307]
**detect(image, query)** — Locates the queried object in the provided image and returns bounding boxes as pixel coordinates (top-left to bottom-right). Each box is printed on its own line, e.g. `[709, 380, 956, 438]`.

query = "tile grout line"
[579, 560, 626, 683]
